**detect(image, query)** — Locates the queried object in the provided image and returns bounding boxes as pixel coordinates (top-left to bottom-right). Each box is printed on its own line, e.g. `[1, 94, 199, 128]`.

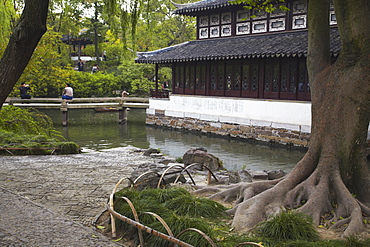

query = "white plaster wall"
[148, 95, 370, 139]
[148, 95, 312, 132]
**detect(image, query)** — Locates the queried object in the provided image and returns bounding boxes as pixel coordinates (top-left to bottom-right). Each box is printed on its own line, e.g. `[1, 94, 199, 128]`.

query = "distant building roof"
[173, 0, 235, 16]
[136, 28, 341, 64]
[61, 34, 93, 45]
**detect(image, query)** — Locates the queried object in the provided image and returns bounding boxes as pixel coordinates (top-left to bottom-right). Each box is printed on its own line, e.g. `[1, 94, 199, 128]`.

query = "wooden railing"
[4, 97, 149, 126]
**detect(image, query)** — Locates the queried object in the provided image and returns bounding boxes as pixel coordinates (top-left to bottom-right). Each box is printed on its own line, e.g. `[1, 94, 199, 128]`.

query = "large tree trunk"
[308, 0, 370, 203]
[196, 0, 370, 236]
[0, 0, 49, 108]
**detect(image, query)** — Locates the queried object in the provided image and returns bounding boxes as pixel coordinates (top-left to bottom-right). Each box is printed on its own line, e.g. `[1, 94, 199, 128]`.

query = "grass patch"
[110, 187, 370, 247]
[163, 194, 227, 217]
[253, 210, 319, 242]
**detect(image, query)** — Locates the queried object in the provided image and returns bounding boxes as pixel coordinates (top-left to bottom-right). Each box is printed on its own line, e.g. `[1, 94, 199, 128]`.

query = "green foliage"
[163, 195, 227, 217]
[147, 214, 216, 247]
[0, 106, 80, 155]
[139, 187, 190, 203]
[111, 188, 370, 247]
[113, 187, 228, 246]
[56, 142, 80, 154]
[69, 71, 123, 97]
[117, 60, 155, 96]
[9, 26, 73, 98]
[0, 106, 58, 137]
[253, 210, 319, 242]
[134, 0, 196, 51]
[230, 0, 289, 13]
[0, 0, 16, 55]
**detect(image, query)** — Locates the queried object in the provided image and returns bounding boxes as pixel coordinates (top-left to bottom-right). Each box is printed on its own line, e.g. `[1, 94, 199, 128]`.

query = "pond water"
[40, 108, 306, 172]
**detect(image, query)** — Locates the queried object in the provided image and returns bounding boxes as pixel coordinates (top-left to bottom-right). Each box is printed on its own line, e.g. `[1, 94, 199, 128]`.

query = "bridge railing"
[5, 97, 149, 104]
[4, 97, 149, 126]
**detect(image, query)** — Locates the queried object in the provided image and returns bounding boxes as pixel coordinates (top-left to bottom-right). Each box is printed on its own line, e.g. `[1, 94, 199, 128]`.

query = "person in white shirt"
[62, 83, 73, 100]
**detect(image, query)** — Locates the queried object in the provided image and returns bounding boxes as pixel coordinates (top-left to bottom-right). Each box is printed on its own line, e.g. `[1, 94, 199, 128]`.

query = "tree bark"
[0, 0, 49, 108]
[309, 0, 370, 203]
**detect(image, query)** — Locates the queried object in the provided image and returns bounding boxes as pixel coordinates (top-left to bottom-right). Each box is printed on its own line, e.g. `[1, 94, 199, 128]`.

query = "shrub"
[253, 210, 320, 242]
[0, 106, 79, 155]
[113, 187, 227, 246]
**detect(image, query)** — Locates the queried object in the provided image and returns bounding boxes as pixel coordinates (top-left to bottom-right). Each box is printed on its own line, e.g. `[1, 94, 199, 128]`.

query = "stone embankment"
[147, 115, 310, 147]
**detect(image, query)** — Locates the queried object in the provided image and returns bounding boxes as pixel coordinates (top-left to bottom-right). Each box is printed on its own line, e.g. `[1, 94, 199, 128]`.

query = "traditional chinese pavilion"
[136, 0, 342, 147]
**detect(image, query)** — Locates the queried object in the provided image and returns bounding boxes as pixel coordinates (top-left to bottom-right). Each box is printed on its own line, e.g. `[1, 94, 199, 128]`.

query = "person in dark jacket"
[19, 83, 31, 99]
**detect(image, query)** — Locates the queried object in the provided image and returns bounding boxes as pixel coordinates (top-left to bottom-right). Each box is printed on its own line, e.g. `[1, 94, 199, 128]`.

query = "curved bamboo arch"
[175, 227, 216, 247]
[107, 203, 193, 247]
[118, 196, 145, 246]
[157, 164, 196, 188]
[173, 163, 219, 184]
[134, 171, 164, 187]
[140, 212, 174, 237]
[109, 177, 134, 238]
[107, 176, 263, 246]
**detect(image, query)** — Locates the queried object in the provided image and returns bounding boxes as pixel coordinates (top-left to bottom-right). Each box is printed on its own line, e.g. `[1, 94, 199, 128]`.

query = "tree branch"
[307, 0, 331, 83]
[333, 0, 370, 64]
[0, 0, 49, 108]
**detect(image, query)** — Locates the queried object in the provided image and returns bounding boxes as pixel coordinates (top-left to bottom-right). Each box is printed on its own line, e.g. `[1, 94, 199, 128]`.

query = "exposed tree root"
[194, 155, 370, 237]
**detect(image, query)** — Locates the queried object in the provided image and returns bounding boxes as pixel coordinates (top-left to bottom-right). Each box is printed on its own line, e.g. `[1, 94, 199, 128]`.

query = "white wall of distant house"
[71, 56, 104, 61]
[147, 95, 312, 133]
[148, 95, 370, 139]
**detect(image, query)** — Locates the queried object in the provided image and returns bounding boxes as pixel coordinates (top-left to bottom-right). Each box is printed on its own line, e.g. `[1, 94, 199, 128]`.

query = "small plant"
[163, 195, 227, 218]
[176, 156, 183, 163]
[56, 142, 80, 154]
[253, 210, 319, 242]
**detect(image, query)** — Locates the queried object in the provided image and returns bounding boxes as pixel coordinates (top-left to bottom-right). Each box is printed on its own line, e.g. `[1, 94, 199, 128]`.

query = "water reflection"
[146, 127, 305, 171]
[39, 108, 305, 172]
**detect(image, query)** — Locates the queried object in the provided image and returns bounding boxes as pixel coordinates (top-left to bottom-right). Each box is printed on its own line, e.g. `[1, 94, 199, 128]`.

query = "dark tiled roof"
[173, 0, 233, 15]
[135, 28, 341, 64]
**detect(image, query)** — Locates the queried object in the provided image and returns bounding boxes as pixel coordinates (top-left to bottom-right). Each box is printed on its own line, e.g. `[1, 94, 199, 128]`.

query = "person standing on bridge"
[62, 83, 73, 100]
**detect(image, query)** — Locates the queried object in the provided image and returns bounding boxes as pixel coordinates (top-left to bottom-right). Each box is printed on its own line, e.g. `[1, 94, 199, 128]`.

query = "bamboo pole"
[109, 177, 134, 238]
[106, 204, 194, 247]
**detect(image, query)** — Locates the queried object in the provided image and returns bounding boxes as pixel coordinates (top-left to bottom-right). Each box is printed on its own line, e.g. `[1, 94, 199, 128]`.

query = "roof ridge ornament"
[171, 1, 195, 9]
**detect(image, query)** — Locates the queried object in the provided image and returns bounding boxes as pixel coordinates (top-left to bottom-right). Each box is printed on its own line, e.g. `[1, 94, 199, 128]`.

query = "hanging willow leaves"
[103, 0, 149, 53]
[0, 0, 16, 54]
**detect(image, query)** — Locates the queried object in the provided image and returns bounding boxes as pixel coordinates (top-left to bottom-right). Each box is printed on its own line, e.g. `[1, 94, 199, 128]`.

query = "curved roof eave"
[135, 28, 341, 64]
[173, 0, 235, 15]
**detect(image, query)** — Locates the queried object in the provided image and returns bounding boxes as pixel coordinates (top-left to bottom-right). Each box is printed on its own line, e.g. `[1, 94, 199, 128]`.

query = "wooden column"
[155, 64, 159, 91]
[118, 99, 127, 124]
[118, 107, 127, 124]
[61, 100, 68, 126]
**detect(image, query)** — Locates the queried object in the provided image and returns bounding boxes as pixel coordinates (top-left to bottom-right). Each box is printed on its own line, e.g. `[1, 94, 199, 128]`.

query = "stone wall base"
[146, 114, 310, 148]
